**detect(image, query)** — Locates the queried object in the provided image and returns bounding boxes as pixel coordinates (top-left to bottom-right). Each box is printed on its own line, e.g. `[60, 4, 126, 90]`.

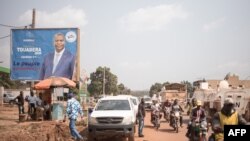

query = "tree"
[0, 72, 27, 89]
[117, 83, 131, 95]
[149, 83, 162, 97]
[87, 66, 118, 96]
[162, 81, 170, 87]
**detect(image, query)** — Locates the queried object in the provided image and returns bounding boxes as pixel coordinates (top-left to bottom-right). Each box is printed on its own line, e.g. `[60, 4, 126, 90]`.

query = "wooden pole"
[31, 9, 36, 91]
[31, 9, 36, 29]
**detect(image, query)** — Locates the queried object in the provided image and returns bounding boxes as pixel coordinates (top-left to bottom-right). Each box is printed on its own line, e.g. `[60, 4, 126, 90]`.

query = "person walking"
[14, 91, 25, 114]
[137, 98, 146, 137]
[63, 92, 86, 141]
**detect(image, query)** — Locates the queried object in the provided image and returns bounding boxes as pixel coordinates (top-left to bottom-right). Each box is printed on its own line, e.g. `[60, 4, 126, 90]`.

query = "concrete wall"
[4, 89, 33, 98]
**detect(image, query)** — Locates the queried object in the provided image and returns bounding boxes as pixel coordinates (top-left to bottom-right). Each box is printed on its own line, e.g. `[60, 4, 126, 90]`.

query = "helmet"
[224, 98, 234, 105]
[197, 100, 202, 106]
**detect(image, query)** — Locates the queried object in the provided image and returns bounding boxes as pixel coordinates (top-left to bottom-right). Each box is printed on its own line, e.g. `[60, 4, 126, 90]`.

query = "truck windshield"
[144, 97, 151, 101]
[96, 100, 131, 110]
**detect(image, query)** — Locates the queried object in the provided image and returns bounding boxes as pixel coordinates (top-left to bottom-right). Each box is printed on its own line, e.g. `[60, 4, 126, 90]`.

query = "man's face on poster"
[54, 34, 65, 53]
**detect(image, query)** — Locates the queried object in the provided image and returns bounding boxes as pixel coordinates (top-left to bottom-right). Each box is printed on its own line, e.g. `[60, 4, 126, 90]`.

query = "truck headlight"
[123, 116, 133, 124]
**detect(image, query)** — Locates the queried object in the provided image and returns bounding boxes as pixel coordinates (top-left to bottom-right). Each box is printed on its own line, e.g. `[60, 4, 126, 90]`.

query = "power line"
[0, 24, 16, 28]
[0, 23, 30, 28]
[0, 23, 31, 40]
[0, 35, 10, 39]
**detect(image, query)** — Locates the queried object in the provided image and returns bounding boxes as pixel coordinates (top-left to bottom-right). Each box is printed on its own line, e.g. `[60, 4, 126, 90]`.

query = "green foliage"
[149, 83, 162, 97]
[117, 83, 131, 95]
[0, 72, 27, 89]
[162, 81, 170, 87]
[87, 66, 118, 96]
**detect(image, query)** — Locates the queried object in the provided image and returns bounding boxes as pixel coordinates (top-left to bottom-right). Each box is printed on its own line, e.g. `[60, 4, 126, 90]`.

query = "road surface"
[134, 111, 190, 141]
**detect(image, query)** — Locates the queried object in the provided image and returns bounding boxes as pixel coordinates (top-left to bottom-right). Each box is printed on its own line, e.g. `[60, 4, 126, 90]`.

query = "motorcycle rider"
[185, 98, 198, 137]
[151, 99, 161, 125]
[186, 100, 207, 138]
[186, 98, 198, 116]
[170, 99, 184, 128]
[163, 99, 171, 118]
[211, 98, 248, 141]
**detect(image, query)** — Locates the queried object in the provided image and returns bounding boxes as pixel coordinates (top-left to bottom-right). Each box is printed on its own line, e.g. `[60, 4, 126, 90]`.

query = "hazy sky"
[0, 0, 250, 90]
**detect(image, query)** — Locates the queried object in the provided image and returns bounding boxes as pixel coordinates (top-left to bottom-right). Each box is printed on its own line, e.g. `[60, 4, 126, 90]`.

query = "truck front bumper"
[88, 123, 134, 138]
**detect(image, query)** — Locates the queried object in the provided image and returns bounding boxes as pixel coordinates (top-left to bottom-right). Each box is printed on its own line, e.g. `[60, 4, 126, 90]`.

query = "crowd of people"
[13, 91, 86, 141]
[12, 92, 249, 141]
[137, 97, 249, 141]
[14, 91, 51, 120]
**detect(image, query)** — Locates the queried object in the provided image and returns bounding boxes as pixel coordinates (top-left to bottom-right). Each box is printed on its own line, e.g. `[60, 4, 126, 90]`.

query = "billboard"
[11, 28, 79, 81]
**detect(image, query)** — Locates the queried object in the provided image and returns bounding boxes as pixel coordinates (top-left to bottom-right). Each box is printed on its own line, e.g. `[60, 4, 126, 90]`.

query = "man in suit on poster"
[39, 33, 76, 80]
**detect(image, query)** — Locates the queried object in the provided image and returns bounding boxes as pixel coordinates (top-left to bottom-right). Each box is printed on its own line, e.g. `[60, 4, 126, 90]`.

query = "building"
[193, 73, 250, 90]
[160, 83, 187, 102]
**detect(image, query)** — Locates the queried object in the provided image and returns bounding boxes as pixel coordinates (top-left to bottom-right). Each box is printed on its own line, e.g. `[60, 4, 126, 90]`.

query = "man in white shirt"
[28, 91, 37, 115]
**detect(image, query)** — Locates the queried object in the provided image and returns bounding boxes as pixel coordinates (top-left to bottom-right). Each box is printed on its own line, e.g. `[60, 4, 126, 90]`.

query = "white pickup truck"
[3, 93, 16, 104]
[88, 95, 136, 141]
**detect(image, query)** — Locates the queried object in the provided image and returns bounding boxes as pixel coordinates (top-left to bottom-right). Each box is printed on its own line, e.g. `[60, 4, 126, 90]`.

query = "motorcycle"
[164, 106, 171, 123]
[171, 111, 180, 133]
[152, 110, 161, 130]
[190, 121, 207, 141]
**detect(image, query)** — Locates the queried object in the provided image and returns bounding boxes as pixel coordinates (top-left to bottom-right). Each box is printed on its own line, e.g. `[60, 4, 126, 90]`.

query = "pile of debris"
[0, 121, 80, 141]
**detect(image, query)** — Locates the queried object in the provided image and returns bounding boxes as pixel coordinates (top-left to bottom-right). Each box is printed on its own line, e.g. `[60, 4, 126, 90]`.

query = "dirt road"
[0, 104, 210, 141]
[134, 111, 189, 141]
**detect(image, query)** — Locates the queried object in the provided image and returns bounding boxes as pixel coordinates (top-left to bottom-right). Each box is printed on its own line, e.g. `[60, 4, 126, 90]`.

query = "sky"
[0, 0, 250, 90]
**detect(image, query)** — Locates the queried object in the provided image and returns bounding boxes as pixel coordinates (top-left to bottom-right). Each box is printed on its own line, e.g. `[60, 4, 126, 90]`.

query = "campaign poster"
[11, 28, 79, 81]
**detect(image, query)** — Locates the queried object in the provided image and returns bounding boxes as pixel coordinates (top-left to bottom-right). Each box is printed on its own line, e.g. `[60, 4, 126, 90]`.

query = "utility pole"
[31, 9, 36, 28]
[103, 67, 105, 97]
[30, 9, 36, 91]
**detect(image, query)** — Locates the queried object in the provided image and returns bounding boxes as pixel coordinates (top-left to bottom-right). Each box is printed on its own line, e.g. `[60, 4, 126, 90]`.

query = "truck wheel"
[128, 132, 135, 141]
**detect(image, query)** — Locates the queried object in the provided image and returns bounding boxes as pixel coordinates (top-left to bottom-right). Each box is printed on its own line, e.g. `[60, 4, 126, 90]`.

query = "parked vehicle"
[88, 96, 136, 141]
[192, 80, 250, 122]
[3, 93, 16, 104]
